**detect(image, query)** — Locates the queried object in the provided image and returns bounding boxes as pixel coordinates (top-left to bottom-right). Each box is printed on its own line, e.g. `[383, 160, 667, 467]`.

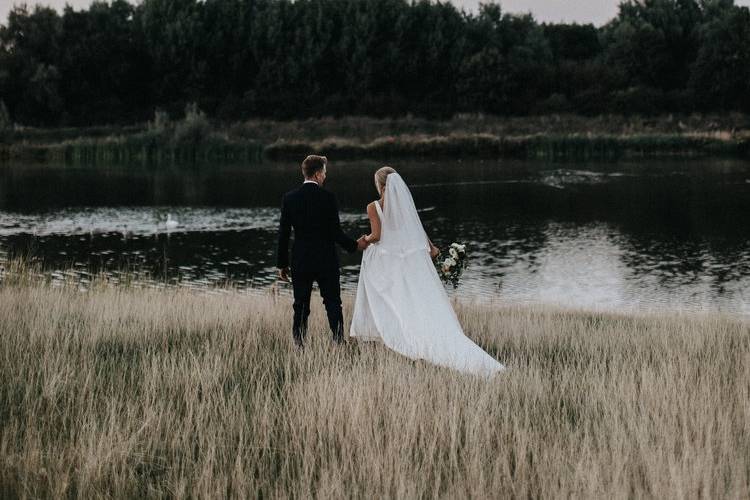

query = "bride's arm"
[427, 237, 440, 259]
[424, 227, 440, 259]
[363, 202, 381, 243]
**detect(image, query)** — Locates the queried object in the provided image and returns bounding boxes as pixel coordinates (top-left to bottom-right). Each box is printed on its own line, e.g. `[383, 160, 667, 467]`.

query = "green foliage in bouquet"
[436, 243, 468, 289]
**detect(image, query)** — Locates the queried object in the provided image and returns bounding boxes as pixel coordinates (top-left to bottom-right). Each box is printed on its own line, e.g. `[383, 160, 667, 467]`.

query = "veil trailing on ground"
[350, 171, 505, 377]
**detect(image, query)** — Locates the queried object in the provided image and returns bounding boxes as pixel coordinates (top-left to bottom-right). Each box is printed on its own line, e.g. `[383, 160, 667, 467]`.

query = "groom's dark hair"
[302, 155, 327, 178]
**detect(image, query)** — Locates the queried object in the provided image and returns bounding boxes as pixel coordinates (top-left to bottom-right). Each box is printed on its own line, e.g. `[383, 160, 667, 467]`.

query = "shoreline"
[2, 114, 750, 164]
[4, 267, 748, 321]
[2, 261, 747, 320]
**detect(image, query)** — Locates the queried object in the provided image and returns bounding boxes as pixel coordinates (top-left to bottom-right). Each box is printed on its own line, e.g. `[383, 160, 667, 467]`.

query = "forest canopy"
[1, 0, 749, 126]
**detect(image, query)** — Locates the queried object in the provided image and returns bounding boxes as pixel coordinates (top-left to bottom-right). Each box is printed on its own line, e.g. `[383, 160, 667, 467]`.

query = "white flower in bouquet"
[436, 242, 468, 289]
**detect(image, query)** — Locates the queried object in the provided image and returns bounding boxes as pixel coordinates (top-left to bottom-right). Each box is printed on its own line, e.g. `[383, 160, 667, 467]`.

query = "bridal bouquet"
[436, 242, 467, 289]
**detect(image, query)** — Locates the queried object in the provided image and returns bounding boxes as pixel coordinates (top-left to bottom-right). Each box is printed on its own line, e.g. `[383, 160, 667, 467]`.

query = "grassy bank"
[5, 134, 266, 165]
[264, 130, 750, 161]
[0, 273, 748, 497]
[2, 113, 750, 164]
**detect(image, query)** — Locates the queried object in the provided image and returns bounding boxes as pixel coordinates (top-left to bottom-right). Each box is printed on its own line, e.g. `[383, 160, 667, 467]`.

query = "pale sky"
[2, 0, 750, 27]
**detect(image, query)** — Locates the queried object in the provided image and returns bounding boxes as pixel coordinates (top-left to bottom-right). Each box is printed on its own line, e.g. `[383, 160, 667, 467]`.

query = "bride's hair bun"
[375, 166, 397, 194]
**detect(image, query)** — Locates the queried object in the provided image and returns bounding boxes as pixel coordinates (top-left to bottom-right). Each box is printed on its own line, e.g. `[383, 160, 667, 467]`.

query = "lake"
[1, 159, 748, 315]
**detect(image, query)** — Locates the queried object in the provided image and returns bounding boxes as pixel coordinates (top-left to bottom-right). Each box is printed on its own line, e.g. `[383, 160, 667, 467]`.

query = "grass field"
[0, 274, 748, 498]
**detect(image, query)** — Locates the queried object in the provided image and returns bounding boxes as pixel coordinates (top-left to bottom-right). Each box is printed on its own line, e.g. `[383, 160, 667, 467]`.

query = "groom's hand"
[278, 267, 290, 282]
[357, 236, 369, 251]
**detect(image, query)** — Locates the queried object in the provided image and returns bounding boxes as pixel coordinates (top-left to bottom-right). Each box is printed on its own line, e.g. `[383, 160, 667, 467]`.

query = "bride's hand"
[430, 245, 440, 260]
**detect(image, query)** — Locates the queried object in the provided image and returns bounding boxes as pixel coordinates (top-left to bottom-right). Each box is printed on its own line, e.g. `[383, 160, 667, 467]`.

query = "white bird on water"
[166, 213, 179, 230]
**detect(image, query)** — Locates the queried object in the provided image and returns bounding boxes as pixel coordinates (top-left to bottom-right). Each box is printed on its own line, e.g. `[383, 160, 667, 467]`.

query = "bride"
[350, 167, 505, 376]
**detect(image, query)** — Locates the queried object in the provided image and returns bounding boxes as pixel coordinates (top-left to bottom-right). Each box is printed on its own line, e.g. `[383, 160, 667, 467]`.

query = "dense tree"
[0, 0, 748, 126]
[458, 5, 552, 114]
[59, 0, 151, 124]
[543, 23, 601, 61]
[689, 4, 750, 111]
[0, 5, 63, 125]
[603, 0, 703, 91]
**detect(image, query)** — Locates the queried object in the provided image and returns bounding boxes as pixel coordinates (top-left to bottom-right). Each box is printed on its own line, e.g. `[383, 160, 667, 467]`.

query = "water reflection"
[0, 159, 748, 315]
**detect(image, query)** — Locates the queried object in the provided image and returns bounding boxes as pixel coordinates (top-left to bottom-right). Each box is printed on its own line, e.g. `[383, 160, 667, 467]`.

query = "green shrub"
[173, 102, 211, 145]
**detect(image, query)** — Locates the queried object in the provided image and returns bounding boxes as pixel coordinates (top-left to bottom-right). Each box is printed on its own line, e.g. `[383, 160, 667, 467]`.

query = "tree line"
[1, 0, 749, 127]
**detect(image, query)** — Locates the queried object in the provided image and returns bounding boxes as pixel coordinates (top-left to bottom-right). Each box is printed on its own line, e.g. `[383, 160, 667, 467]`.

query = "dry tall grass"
[0, 277, 748, 498]
[5, 113, 750, 164]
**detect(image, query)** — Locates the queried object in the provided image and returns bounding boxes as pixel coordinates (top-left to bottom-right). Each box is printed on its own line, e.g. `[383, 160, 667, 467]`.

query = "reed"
[0, 271, 748, 498]
[228, 113, 750, 143]
[4, 134, 264, 166]
[2, 113, 749, 165]
[265, 131, 750, 160]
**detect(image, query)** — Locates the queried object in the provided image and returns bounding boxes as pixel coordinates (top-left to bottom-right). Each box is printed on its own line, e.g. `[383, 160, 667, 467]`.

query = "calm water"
[1, 159, 749, 315]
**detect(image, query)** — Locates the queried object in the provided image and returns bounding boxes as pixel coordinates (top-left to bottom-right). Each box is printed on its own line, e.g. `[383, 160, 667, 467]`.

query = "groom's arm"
[328, 193, 358, 253]
[277, 194, 292, 269]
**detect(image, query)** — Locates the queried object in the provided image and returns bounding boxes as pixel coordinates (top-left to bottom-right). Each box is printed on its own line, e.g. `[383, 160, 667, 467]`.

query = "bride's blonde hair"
[374, 166, 396, 195]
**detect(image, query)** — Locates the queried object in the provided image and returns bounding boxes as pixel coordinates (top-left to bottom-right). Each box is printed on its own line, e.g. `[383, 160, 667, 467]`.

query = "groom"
[277, 155, 367, 348]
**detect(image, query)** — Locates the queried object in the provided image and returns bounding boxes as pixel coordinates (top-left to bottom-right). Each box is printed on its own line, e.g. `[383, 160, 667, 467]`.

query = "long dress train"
[350, 174, 504, 377]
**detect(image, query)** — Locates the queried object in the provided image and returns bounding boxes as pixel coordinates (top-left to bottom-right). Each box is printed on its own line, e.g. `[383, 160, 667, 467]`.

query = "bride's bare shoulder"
[367, 201, 383, 217]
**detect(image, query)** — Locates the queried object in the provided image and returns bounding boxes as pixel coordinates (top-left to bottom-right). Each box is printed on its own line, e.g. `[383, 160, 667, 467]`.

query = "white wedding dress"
[350, 173, 505, 377]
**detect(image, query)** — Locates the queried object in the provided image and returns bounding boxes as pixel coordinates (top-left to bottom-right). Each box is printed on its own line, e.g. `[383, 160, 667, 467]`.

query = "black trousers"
[291, 269, 344, 346]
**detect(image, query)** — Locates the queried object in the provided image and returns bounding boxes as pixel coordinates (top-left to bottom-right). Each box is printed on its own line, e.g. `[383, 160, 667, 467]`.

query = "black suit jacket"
[277, 182, 358, 273]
